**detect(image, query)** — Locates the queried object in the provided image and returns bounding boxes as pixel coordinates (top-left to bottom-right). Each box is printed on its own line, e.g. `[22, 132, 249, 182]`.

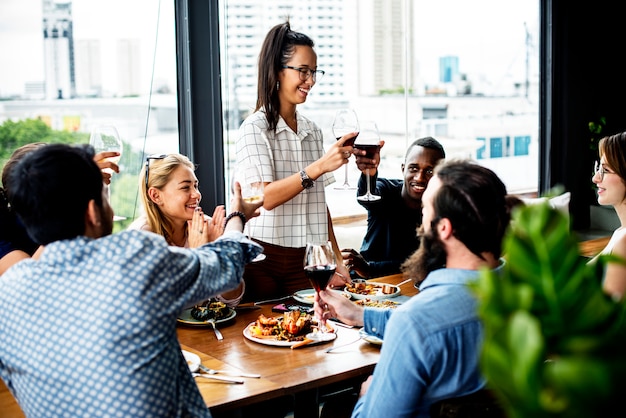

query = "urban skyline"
[0, 0, 538, 100]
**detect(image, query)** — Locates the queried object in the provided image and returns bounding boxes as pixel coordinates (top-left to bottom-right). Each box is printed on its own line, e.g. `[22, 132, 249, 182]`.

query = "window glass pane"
[0, 0, 178, 231]
[220, 0, 539, 250]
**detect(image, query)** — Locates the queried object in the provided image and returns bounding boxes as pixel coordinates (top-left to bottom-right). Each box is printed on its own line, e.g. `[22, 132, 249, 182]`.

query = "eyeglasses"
[282, 65, 325, 82]
[594, 160, 616, 181]
[144, 154, 167, 192]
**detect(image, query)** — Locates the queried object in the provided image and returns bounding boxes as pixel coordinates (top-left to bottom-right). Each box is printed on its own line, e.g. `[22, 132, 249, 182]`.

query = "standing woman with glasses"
[129, 153, 244, 306]
[591, 131, 626, 300]
[236, 20, 353, 302]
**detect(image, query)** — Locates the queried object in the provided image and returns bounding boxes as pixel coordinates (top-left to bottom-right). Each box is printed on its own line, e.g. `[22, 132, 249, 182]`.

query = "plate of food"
[177, 300, 236, 326]
[292, 288, 315, 305]
[359, 328, 383, 346]
[243, 310, 336, 347]
[344, 282, 401, 301]
[354, 298, 401, 309]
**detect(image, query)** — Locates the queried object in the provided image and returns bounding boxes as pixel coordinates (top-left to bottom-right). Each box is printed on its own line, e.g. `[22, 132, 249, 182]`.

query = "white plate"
[359, 328, 383, 346]
[293, 289, 315, 305]
[182, 350, 201, 372]
[243, 321, 337, 347]
[344, 282, 401, 301]
[177, 307, 236, 326]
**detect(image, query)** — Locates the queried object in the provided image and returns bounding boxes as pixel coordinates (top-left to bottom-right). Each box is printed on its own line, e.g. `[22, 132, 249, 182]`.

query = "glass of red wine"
[304, 241, 337, 334]
[354, 120, 382, 201]
[332, 109, 359, 190]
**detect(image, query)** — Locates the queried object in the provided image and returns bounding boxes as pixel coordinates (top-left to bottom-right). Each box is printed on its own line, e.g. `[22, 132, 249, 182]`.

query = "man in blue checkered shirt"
[0, 143, 263, 417]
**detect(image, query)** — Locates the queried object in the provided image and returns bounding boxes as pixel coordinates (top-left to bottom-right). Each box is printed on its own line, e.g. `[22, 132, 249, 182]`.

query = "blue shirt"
[0, 229, 262, 418]
[357, 174, 422, 277]
[353, 264, 504, 418]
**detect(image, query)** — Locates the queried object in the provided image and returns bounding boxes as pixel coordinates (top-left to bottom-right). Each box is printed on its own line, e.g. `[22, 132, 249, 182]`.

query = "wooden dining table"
[0, 273, 416, 418]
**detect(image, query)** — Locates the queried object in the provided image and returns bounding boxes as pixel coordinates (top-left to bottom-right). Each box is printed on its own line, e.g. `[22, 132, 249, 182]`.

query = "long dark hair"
[255, 20, 314, 132]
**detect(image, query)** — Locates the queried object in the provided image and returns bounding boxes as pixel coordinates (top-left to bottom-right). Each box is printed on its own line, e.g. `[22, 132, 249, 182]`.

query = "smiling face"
[593, 156, 626, 207]
[278, 45, 318, 108]
[401, 146, 443, 207]
[420, 174, 442, 234]
[151, 165, 201, 225]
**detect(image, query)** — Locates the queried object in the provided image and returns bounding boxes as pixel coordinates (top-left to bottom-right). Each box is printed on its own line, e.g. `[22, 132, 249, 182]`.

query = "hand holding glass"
[89, 125, 122, 174]
[234, 164, 264, 204]
[332, 109, 359, 190]
[304, 241, 337, 335]
[354, 120, 381, 201]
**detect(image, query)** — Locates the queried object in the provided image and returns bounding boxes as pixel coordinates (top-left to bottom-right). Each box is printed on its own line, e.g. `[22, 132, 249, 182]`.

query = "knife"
[198, 364, 261, 378]
[192, 373, 244, 384]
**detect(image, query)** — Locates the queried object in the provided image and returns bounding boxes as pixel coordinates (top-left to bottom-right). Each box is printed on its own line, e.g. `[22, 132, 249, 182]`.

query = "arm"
[603, 236, 626, 299]
[0, 249, 30, 275]
[262, 135, 356, 210]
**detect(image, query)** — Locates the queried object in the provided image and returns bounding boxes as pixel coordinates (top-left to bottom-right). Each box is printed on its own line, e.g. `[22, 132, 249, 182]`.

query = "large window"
[0, 0, 178, 230]
[1, 0, 539, 239]
[219, 0, 540, 233]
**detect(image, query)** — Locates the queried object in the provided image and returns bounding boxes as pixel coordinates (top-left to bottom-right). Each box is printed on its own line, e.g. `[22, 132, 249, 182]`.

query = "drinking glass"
[233, 163, 266, 261]
[89, 125, 122, 174]
[354, 120, 381, 201]
[304, 241, 337, 335]
[332, 109, 359, 190]
[233, 164, 264, 204]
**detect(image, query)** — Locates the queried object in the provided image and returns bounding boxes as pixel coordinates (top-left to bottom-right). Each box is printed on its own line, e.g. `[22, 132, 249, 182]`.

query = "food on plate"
[190, 300, 230, 321]
[247, 310, 314, 342]
[354, 299, 400, 308]
[345, 282, 391, 296]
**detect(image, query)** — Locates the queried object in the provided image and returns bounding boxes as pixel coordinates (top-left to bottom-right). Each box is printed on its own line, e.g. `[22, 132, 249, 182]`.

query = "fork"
[198, 364, 261, 378]
[207, 319, 223, 340]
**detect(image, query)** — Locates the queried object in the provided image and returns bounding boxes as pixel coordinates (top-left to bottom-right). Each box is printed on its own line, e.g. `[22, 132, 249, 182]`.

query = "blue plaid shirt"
[353, 263, 504, 418]
[0, 229, 261, 417]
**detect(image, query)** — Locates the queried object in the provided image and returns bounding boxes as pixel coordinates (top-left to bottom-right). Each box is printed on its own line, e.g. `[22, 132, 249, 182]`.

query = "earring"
[276, 81, 280, 91]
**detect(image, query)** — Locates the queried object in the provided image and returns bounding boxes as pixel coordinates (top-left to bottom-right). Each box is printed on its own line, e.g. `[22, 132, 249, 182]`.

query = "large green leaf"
[473, 199, 626, 417]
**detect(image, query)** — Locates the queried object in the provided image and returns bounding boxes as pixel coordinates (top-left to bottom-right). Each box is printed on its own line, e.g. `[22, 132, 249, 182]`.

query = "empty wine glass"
[354, 120, 381, 201]
[89, 125, 122, 174]
[304, 241, 337, 336]
[332, 109, 359, 190]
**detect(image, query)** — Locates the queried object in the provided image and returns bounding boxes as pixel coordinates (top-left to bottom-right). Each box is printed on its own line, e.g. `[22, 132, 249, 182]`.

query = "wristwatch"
[299, 170, 314, 189]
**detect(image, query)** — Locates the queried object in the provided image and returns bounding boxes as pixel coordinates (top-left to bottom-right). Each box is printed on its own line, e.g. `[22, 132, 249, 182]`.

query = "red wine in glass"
[353, 143, 380, 159]
[304, 265, 336, 292]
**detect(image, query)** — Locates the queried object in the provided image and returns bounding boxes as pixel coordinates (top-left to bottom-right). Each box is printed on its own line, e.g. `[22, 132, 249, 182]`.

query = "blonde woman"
[128, 153, 244, 306]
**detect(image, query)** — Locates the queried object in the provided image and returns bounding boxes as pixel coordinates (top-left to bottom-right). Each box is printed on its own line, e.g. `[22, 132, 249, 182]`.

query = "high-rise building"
[117, 39, 142, 97]
[42, 0, 75, 99]
[74, 39, 102, 97]
[357, 0, 414, 96]
[439, 55, 459, 83]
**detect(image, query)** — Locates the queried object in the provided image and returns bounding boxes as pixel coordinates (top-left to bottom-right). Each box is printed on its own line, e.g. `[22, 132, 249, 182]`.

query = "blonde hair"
[139, 153, 196, 244]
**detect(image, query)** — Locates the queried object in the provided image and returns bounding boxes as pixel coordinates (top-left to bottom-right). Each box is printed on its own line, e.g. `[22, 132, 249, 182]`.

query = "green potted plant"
[471, 200, 626, 418]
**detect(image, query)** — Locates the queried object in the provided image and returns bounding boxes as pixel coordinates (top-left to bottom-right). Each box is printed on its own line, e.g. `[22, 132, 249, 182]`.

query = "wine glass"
[304, 241, 337, 336]
[89, 125, 122, 174]
[354, 120, 381, 201]
[233, 163, 266, 261]
[332, 109, 359, 190]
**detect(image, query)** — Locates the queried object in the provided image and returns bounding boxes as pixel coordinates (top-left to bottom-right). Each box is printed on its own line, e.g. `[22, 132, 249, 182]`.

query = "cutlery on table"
[192, 373, 244, 384]
[198, 364, 261, 378]
[207, 318, 223, 340]
[325, 336, 363, 353]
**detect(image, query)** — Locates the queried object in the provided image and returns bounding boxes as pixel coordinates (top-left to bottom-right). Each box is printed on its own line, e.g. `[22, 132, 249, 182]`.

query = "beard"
[400, 224, 447, 286]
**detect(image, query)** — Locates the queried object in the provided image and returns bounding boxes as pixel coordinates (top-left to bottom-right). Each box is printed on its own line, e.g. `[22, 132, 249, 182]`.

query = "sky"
[0, 0, 539, 97]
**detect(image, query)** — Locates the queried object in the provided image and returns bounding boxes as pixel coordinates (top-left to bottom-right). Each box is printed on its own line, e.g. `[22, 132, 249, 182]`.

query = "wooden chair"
[429, 389, 507, 418]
